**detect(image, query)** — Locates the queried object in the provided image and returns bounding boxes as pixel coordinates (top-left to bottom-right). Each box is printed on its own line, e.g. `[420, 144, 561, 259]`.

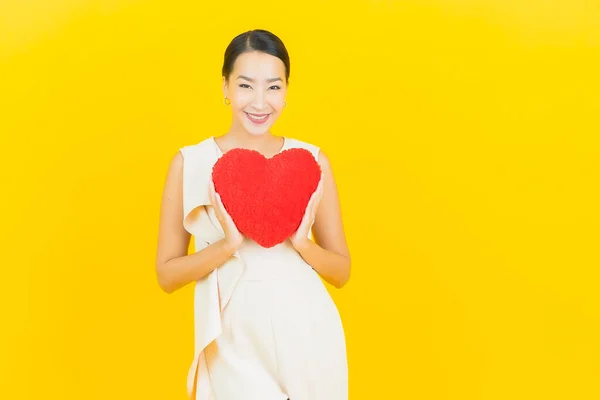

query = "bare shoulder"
[316, 148, 338, 190]
[160, 148, 186, 225]
[317, 147, 332, 170]
[156, 148, 190, 271]
[170, 148, 184, 172]
[161, 149, 184, 193]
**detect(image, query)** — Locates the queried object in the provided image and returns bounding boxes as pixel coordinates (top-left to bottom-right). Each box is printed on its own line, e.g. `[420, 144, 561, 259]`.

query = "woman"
[156, 29, 351, 400]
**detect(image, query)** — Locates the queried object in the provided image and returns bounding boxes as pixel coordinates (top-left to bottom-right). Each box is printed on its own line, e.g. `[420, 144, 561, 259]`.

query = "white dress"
[179, 136, 348, 400]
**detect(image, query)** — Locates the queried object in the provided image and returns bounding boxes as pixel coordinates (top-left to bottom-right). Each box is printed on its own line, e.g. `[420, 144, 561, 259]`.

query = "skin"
[155, 50, 351, 293]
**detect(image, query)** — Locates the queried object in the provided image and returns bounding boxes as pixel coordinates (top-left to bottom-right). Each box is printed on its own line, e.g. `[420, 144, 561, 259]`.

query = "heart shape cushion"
[211, 147, 322, 248]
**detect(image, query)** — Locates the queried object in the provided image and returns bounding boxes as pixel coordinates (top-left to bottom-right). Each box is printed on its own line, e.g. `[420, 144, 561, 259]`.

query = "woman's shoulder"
[179, 137, 215, 157]
[173, 137, 220, 181]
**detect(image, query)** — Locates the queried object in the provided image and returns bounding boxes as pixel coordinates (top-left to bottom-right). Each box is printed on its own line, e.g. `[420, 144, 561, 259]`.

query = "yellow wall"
[1, 0, 598, 398]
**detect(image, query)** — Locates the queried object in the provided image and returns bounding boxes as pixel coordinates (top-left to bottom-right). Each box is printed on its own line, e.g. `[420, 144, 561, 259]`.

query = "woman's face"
[223, 51, 288, 136]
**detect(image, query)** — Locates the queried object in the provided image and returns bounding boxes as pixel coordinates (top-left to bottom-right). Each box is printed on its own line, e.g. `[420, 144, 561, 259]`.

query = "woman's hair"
[222, 29, 290, 84]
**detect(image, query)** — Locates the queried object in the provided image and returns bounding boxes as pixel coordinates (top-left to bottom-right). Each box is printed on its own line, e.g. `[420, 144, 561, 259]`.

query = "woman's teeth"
[245, 112, 270, 124]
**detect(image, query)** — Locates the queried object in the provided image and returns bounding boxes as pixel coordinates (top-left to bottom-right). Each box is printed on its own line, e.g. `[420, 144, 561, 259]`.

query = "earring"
[224, 97, 231, 106]
[285, 101, 288, 108]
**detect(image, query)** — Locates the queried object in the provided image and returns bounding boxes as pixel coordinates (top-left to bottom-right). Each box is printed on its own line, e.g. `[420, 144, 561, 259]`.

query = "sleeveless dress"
[179, 136, 348, 400]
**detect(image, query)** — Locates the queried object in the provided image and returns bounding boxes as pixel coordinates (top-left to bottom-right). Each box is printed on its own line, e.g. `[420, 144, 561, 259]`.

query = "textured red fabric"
[211, 147, 322, 248]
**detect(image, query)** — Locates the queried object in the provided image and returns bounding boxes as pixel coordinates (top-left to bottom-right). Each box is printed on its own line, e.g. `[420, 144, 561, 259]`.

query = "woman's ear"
[222, 76, 228, 99]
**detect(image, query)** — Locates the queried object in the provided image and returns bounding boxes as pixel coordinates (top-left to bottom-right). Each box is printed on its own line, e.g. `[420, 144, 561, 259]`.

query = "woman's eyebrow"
[237, 75, 282, 83]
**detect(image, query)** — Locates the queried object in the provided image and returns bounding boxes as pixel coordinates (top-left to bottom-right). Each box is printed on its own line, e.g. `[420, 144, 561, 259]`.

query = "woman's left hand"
[290, 173, 324, 249]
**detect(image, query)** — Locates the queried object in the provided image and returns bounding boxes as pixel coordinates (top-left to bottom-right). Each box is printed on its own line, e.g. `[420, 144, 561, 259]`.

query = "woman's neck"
[216, 129, 283, 157]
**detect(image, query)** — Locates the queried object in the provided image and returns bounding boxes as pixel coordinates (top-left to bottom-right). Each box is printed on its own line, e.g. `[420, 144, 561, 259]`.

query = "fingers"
[299, 206, 309, 227]
[310, 196, 320, 219]
[309, 177, 324, 217]
[209, 180, 216, 206]
[210, 180, 226, 215]
[215, 192, 226, 218]
[209, 180, 226, 222]
[317, 178, 324, 200]
[215, 191, 236, 227]
[295, 204, 310, 239]
[316, 173, 324, 199]
[309, 192, 318, 215]
[310, 175, 323, 203]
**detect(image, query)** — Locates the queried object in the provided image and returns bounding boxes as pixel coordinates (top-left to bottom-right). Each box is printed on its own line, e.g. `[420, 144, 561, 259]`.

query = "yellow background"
[1, 0, 599, 399]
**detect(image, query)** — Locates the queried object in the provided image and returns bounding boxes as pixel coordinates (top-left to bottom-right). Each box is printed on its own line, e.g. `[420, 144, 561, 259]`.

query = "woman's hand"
[209, 179, 244, 251]
[290, 173, 324, 249]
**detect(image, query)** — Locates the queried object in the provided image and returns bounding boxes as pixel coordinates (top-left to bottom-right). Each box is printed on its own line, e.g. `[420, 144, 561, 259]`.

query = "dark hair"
[222, 29, 290, 84]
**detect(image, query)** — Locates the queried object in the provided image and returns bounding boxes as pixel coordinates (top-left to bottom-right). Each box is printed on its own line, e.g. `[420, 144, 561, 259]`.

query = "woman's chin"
[241, 118, 276, 135]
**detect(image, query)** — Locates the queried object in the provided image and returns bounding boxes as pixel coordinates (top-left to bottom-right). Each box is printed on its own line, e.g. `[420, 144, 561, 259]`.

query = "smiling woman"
[155, 29, 351, 400]
[221, 36, 289, 136]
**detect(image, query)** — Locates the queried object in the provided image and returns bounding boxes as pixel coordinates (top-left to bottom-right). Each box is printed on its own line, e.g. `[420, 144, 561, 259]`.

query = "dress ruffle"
[180, 141, 245, 399]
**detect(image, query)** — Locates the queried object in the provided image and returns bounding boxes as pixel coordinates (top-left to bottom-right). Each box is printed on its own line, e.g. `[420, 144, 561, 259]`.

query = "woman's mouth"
[245, 112, 271, 125]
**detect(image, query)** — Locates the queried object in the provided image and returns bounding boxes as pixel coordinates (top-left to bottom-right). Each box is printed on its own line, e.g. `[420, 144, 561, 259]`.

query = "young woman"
[156, 29, 351, 400]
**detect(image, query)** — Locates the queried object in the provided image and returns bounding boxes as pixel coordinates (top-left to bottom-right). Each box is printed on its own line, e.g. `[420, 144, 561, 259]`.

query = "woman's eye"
[270, 85, 281, 90]
[239, 84, 251, 89]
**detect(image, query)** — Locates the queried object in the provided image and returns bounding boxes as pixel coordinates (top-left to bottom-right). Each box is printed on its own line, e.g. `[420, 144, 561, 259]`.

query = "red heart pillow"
[211, 147, 321, 248]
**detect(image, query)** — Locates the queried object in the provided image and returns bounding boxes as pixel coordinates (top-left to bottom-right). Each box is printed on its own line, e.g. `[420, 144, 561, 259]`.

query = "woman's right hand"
[209, 179, 244, 251]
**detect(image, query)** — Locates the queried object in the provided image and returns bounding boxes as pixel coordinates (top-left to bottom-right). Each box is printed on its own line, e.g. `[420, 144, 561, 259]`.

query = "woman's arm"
[155, 151, 238, 294]
[292, 150, 351, 289]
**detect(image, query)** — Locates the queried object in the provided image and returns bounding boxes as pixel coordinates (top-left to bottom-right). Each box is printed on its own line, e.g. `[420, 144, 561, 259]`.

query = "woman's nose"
[251, 91, 266, 109]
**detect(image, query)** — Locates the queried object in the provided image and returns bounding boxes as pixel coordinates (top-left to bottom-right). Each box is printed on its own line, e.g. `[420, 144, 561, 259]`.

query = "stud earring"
[224, 97, 231, 106]
[285, 101, 288, 108]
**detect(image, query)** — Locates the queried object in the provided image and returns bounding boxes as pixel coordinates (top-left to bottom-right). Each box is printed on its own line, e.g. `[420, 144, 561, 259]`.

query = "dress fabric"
[179, 136, 348, 400]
